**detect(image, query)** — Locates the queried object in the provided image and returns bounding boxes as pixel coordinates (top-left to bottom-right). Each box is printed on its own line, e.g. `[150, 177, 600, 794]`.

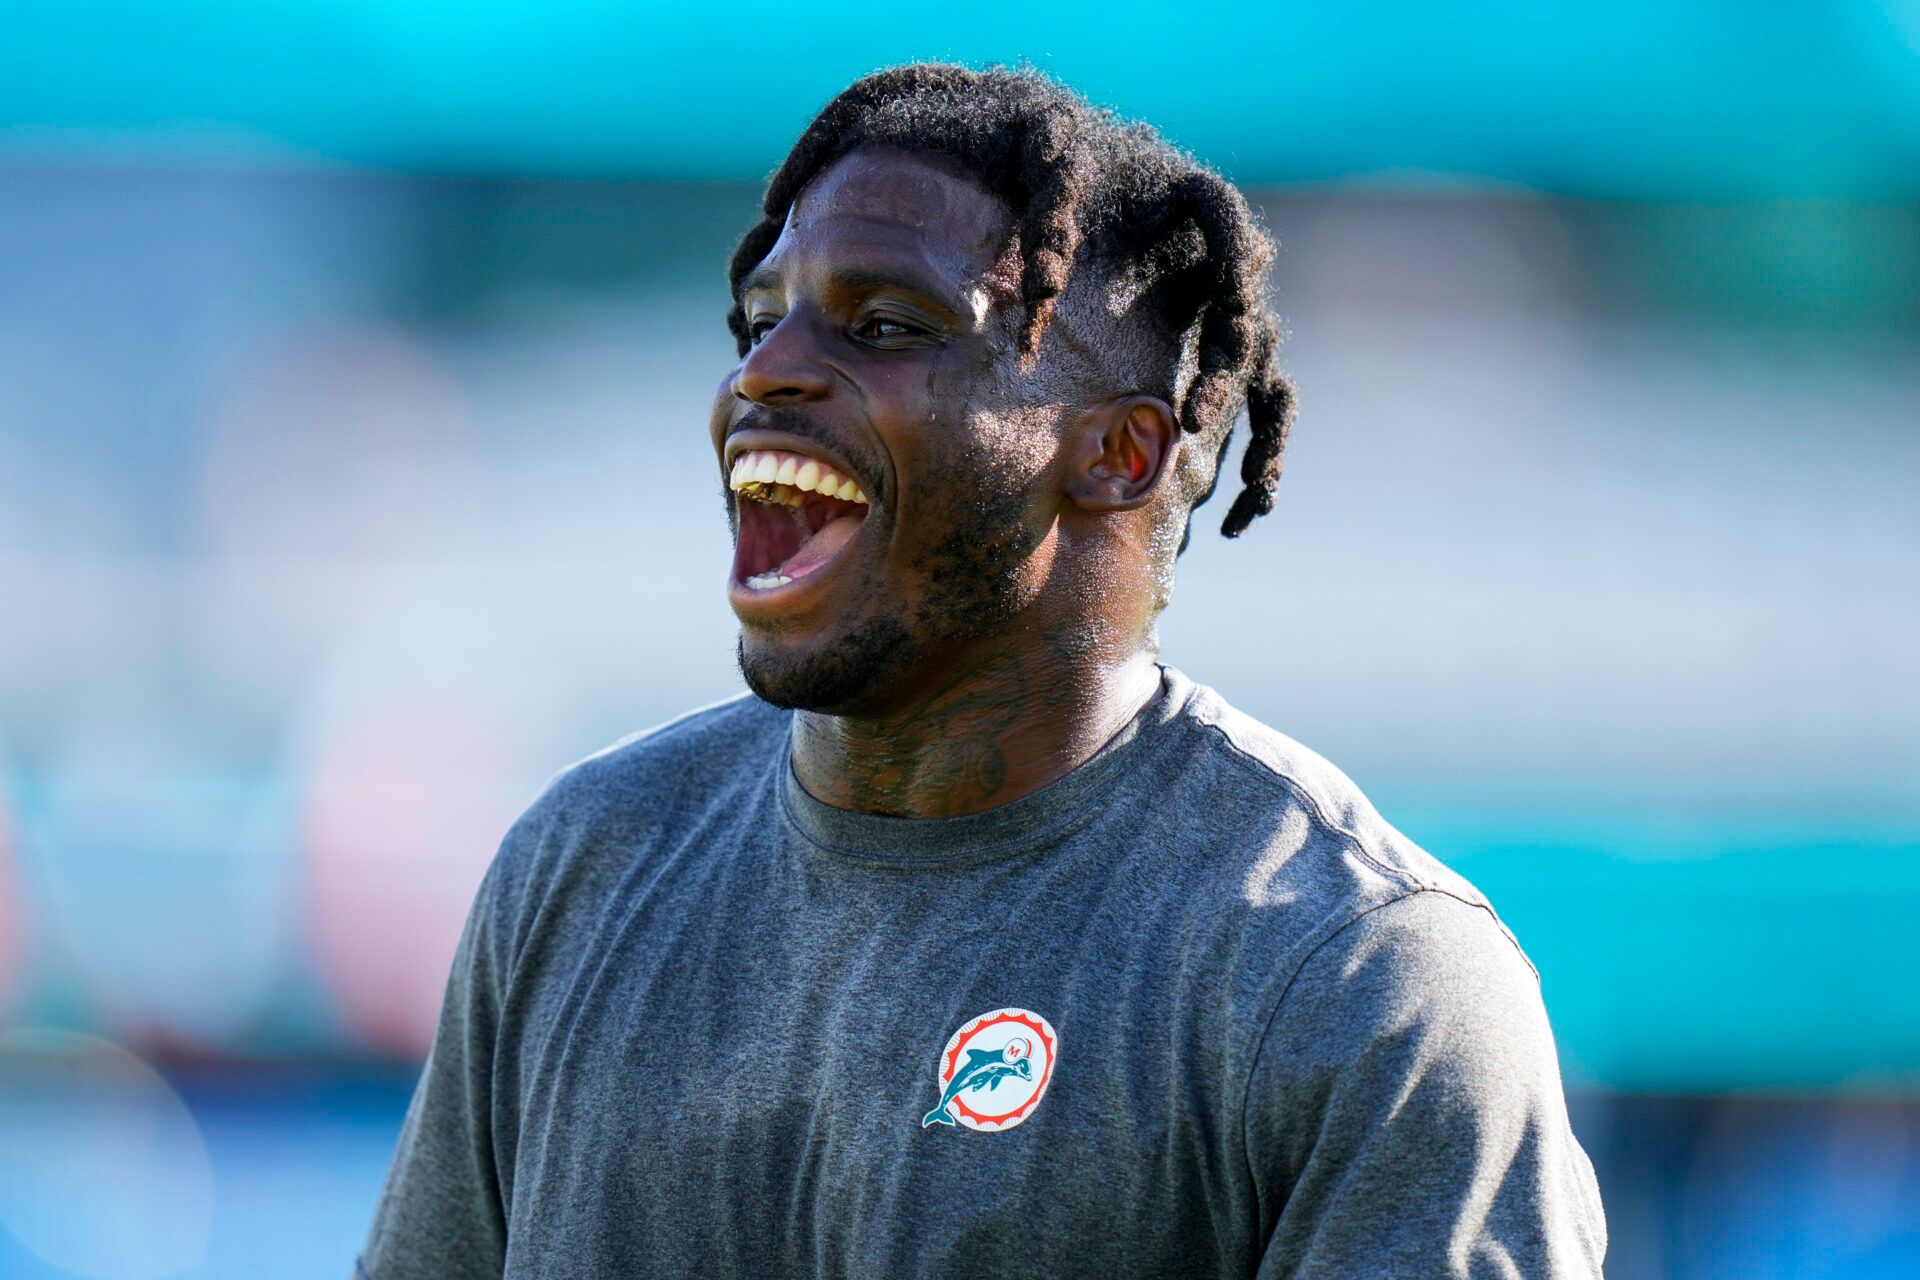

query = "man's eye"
[855, 316, 917, 343]
[747, 316, 780, 345]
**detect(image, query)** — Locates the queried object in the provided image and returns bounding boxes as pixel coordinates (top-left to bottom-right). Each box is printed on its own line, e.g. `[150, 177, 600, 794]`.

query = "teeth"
[727, 450, 870, 506]
[745, 570, 793, 590]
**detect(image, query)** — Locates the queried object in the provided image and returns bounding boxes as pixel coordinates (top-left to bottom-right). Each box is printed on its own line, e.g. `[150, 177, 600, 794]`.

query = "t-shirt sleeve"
[356, 856, 514, 1280]
[1246, 889, 1607, 1279]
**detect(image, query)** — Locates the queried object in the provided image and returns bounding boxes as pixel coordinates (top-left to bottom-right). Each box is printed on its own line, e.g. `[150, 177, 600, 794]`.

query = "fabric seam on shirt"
[1194, 721, 1427, 894]
[1198, 731, 1539, 985]
[1234, 888, 1532, 1205]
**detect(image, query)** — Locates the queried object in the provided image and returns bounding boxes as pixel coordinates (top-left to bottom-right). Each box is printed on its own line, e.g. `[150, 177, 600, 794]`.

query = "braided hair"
[727, 63, 1296, 540]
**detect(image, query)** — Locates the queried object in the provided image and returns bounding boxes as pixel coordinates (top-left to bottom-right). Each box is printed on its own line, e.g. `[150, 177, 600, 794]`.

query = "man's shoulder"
[481, 692, 786, 911]
[1161, 672, 1529, 984]
[540, 691, 788, 813]
[1160, 676, 1548, 1084]
[1173, 677, 1479, 900]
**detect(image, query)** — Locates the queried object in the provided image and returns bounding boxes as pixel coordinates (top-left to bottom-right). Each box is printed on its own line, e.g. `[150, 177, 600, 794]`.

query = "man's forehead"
[786, 150, 1013, 279]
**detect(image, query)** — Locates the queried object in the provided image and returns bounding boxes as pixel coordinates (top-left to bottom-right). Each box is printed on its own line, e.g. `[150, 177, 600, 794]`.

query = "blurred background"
[2, 2, 1917, 1276]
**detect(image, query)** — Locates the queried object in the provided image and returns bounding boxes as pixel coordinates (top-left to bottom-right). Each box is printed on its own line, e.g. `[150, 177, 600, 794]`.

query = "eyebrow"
[739, 262, 967, 317]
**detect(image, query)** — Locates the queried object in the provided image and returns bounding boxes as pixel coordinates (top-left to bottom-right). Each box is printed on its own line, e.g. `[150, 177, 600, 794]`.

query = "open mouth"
[729, 448, 870, 591]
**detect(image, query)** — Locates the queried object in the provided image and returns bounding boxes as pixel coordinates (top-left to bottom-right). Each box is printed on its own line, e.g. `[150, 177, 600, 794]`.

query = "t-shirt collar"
[778, 664, 1196, 869]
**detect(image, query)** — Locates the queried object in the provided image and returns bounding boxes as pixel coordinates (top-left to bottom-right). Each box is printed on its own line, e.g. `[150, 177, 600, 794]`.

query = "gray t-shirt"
[358, 666, 1605, 1278]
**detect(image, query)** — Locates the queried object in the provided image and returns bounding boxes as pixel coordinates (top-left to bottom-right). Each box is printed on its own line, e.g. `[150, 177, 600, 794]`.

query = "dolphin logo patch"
[922, 1008, 1058, 1132]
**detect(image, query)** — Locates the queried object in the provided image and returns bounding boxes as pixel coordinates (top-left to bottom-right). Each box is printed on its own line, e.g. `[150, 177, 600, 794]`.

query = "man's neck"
[790, 645, 1162, 819]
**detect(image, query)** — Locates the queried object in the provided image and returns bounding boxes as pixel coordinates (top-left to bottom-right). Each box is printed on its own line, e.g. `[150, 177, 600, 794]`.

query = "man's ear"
[1063, 395, 1179, 512]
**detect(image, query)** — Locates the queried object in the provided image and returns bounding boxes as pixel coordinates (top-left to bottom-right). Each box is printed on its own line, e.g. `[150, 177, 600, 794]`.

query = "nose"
[732, 313, 832, 406]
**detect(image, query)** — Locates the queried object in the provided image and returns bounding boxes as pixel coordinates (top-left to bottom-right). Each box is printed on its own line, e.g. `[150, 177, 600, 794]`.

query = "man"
[359, 64, 1606, 1278]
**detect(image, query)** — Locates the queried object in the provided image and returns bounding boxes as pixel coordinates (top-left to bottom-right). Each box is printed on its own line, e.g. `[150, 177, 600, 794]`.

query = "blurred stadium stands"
[2, 3, 1918, 1276]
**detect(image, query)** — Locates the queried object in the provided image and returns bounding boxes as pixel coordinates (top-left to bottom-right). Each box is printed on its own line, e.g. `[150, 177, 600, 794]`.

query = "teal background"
[6, 1, 1920, 196]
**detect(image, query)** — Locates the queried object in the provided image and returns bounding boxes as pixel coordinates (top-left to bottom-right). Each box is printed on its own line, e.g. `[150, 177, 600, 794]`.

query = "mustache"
[725, 407, 878, 486]
[727, 405, 832, 448]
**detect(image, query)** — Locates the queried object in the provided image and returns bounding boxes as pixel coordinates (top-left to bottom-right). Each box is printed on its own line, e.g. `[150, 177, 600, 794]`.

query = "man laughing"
[359, 65, 1606, 1279]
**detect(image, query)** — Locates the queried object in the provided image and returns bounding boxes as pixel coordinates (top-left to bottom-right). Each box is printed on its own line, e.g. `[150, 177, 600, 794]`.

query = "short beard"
[737, 612, 913, 712]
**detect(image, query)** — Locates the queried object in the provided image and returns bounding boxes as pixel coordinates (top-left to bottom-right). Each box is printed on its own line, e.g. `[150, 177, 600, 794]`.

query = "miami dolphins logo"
[922, 1007, 1058, 1132]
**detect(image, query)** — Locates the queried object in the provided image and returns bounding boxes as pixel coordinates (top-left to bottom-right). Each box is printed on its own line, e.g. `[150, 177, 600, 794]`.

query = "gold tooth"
[731, 451, 869, 506]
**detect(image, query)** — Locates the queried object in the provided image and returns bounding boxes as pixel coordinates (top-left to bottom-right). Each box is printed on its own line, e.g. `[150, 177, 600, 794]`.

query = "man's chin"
[736, 617, 915, 714]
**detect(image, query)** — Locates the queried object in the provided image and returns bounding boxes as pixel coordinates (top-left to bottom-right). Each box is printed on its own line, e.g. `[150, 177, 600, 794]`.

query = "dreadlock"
[727, 63, 1296, 540]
